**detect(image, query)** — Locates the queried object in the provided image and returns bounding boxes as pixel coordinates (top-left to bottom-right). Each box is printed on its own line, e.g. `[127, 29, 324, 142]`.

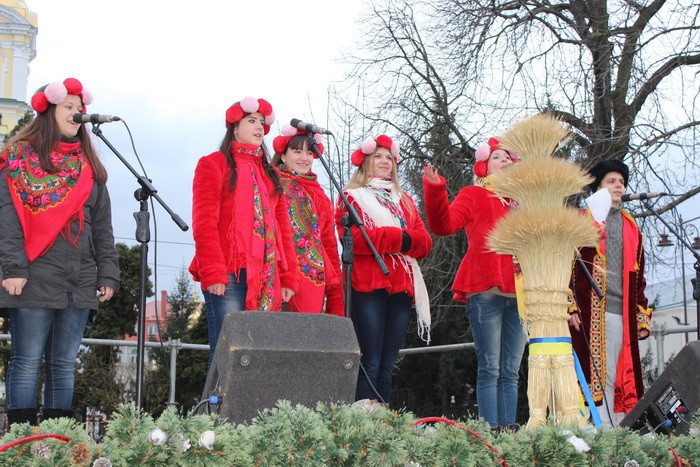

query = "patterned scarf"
[1, 140, 93, 261]
[278, 165, 335, 312]
[229, 141, 281, 311]
[346, 177, 431, 342]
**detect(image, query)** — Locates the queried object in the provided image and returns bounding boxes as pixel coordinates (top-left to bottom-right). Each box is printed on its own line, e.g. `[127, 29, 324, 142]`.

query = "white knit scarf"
[346, 177, 431, 343]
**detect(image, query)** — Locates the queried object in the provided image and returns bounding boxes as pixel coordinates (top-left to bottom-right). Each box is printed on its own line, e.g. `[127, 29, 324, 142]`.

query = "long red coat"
[570, 210, 652, 412]
[189, 151, 298, 293]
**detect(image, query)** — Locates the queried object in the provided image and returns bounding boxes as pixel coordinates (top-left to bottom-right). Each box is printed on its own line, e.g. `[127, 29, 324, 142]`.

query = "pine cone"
[69, 442, 92, 466]
[30, 441, 51, 459]
[169, 433, 191, 453]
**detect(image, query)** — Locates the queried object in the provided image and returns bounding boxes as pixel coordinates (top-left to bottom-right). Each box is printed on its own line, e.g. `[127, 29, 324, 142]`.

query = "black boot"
[7, 408, 38, 426]
[42, 408, 74, 421]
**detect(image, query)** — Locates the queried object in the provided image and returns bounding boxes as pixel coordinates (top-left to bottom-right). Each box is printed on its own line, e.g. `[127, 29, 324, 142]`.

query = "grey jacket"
[0, 167, 120, 310]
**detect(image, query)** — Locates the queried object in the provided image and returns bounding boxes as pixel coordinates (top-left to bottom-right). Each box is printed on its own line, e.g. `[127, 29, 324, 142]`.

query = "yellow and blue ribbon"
[528, 337, 602, 427]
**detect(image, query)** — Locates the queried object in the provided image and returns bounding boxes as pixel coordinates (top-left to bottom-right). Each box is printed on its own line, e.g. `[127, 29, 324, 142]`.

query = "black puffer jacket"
[0, 167, 120, 310]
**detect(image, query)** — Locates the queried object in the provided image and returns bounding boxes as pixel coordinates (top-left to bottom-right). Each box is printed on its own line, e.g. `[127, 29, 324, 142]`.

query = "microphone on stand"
[73, 113, 121, 124]
[621, 192, 668, 202]
[290, 118, 332, 135]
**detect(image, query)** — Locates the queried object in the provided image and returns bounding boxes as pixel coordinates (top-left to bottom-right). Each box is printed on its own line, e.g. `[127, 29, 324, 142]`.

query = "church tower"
[0, 0, 37, 141]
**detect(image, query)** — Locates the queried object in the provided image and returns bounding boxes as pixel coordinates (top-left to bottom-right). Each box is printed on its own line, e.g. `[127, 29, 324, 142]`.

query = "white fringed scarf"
[346, 177, 431, 343]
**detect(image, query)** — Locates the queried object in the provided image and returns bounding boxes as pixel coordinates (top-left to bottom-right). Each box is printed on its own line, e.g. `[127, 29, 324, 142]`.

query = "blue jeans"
[466, 292, 527, 426]
[202, 270, 247, 367]
[6, 293, 89, 411]
[351, 289, 412, 403]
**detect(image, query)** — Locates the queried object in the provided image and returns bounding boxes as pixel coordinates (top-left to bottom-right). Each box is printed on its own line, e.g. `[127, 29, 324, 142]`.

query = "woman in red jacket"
[189, 97, 298, 365]
[270, 125, 343, 316]
[337, 135, 432, 407]
[422, 137, 527, 429]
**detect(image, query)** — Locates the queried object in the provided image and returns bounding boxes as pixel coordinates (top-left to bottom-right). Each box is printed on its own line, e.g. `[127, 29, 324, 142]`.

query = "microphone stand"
[91, 123, 189, 411]
[643, 201, 700, 340]
[576, 252, 604, 299]
[304, 135, 389, 318]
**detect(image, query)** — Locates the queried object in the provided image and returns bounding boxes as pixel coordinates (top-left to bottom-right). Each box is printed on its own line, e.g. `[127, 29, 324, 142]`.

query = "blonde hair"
[343, 147, 415, 222]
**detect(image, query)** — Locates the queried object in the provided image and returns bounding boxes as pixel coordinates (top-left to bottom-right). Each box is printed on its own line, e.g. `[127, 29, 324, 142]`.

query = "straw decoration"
[498, 113, 572, 162]
[486, 113, 600, 430]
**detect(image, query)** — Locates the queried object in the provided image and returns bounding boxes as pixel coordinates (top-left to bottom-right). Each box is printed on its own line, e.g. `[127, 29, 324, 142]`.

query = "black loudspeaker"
[620, 340, 699, 435]
[199, 311, 360, 424]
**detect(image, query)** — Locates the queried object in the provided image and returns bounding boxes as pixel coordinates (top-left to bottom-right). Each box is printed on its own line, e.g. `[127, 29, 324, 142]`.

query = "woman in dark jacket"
[0, 78, 120, 426]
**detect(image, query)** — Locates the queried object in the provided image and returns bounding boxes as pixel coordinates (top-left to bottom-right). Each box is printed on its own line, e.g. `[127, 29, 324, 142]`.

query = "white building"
[641, 278, 698, 374]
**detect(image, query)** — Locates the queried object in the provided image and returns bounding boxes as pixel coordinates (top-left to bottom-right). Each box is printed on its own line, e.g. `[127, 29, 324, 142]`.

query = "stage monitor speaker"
[620, 340, 699, 435]
[199, 311, 360, 425]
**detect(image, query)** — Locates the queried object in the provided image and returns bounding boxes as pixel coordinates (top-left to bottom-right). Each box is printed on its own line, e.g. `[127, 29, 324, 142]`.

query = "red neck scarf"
[229, 141, 281, 311]
[1, 140, 93, 261]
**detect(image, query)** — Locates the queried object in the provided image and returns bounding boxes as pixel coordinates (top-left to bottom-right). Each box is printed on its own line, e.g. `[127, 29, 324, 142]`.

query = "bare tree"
[342, 0, 700, 196]
[331, 0, 700, 417]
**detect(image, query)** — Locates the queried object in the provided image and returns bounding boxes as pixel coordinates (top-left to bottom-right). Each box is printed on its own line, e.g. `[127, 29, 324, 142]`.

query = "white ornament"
[199, 430, 216, 450]
[149, 428, 167, 446]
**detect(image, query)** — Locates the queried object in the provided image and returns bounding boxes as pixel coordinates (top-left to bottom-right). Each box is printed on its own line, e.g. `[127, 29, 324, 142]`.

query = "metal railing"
[649, 323, 698, 375]
[0, 334, 474, 408]
[0, 322, 691, 408]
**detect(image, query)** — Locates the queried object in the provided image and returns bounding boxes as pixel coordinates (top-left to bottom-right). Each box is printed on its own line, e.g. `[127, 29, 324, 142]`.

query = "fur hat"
[225, 97, 275, 134]
[351, 134, 399, 166]
[31, 78, 93, 113]
[272, 124, 324, 157]
[586, 159, 629, 193]
[473, 137, 519, 178]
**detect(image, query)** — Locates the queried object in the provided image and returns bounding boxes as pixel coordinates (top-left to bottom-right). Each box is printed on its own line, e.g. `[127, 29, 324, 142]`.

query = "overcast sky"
[21, 0, 700, 302]
[25, 0, 365, 297]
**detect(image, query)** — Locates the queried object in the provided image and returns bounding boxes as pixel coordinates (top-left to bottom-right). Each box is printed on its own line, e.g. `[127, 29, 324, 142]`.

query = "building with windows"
[0, 0, 36, 142]
[116, 290, 172, 370]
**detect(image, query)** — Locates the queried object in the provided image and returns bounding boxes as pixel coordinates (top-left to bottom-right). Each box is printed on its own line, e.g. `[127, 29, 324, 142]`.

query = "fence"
[0, 321, 695, 437]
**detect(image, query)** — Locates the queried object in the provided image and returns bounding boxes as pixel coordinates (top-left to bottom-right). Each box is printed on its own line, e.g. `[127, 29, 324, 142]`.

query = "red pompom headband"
[272, 124, 324, 157]
[225, 97, 275, 135]
[473, 137, 519, 178]
[351, 135, 399, 167]
[30, 77, 93, 113]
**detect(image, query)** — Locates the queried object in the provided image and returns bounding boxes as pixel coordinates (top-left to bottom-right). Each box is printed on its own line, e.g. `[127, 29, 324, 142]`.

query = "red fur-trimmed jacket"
[423, 175, 515, 301]
[335, 191, 431, 296]
[189, 151, 298, 292]
[569, 209, 652, 411]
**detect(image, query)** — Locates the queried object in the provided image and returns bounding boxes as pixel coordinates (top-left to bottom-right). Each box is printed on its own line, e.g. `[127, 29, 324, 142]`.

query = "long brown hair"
[343, 147, 415, 222]
[219, 121, 282, 194]
[5, 86, 108, 184]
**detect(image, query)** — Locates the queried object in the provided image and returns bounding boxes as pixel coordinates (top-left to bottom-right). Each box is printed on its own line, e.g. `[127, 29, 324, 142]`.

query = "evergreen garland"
[0, 402, 697, 466]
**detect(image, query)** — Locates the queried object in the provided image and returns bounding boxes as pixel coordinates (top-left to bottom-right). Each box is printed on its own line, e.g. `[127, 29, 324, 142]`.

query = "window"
[148, 324, 158, 336]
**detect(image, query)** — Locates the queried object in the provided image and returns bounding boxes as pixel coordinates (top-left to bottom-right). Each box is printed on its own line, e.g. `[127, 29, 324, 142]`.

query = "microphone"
[290, 118, 332, 135]
[621, 192, 667, 202]
[73, 113, 121, 124]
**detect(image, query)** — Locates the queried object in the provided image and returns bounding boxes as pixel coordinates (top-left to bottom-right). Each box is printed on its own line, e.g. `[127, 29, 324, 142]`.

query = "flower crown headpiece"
[351, 134, 399, 167]
[272, 124, 324, 157]
[473, 137, 519, 178]
[225, 97, 275, 135]
[30, 78, 93, 113]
